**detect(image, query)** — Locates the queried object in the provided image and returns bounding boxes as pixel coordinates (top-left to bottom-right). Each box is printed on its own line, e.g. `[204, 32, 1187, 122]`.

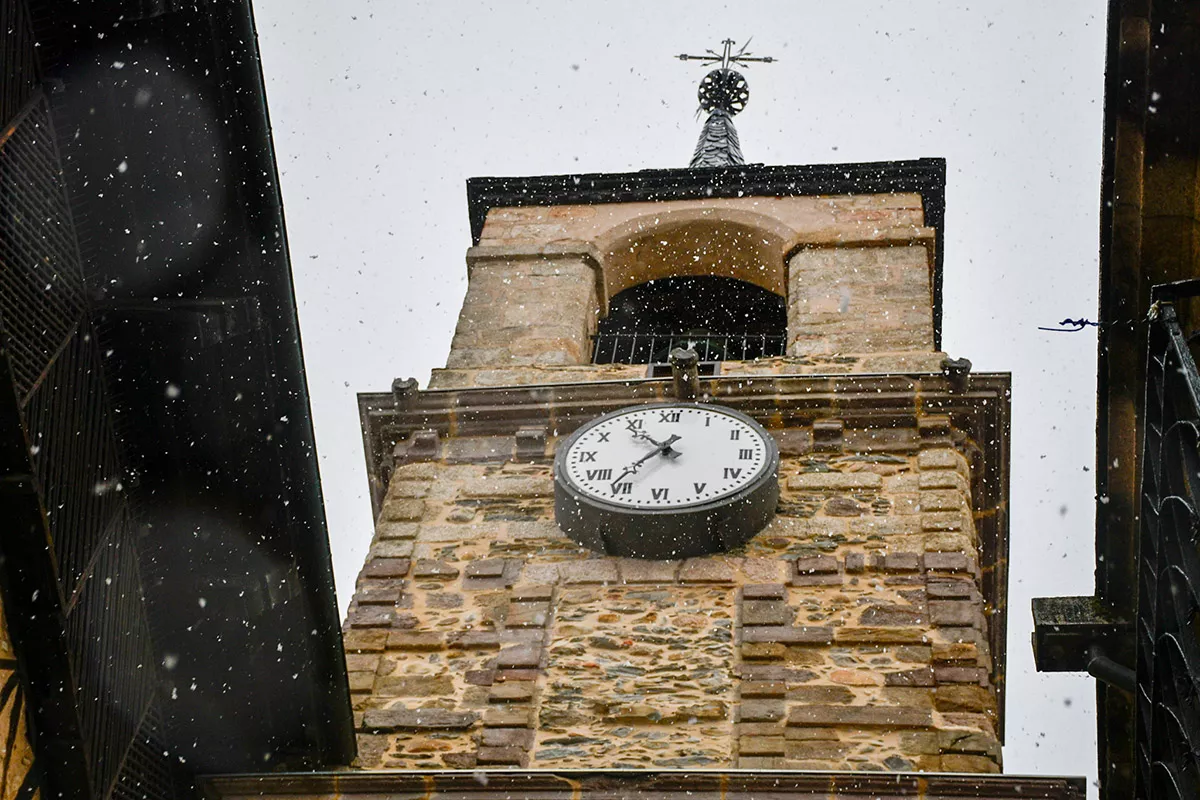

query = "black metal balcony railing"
[591, 331, 787, 365]
[1136, 282, 1200, 800]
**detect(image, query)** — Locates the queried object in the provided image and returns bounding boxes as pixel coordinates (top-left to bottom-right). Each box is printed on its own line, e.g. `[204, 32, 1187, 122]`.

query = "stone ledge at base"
[204, 769, 1085, 800]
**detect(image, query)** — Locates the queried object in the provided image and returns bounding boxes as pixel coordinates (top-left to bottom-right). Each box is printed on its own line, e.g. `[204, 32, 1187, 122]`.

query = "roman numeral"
[627, 418, 644, 429]
[651, 487, 669, 500]
[723, 467, 742, 480]
[658, 410, 681, 423]
[579, 451, 597, 462]
[693, 482, 707, 494]
[613, 482, 633, 495]
[705, 416, 711, 427]
[729, 429, 741, 440]
[586, 469, 612, 481]
[597, 432, 611, 443]
[739, 448, 754, 460]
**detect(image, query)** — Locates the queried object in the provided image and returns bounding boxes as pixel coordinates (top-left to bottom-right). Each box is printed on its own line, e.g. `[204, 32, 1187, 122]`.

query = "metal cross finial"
[677, 38, 776, 70]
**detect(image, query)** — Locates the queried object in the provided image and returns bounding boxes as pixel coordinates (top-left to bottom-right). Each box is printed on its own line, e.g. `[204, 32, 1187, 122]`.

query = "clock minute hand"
[628, 423, 665, 448]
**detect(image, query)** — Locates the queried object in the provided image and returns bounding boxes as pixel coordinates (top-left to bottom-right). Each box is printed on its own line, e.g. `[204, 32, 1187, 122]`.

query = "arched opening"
[592, 275, 787, 365]
[597, 212, 791, 306]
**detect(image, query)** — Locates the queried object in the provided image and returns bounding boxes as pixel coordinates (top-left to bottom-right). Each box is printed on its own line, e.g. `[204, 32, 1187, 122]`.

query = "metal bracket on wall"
[1032, 595, 1134, 691]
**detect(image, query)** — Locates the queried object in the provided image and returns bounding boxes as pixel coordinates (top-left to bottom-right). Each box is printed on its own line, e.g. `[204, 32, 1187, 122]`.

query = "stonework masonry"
[348, 187, 1008, 776]
[344, 440, 999, 772]
[430, 194, 938, 390]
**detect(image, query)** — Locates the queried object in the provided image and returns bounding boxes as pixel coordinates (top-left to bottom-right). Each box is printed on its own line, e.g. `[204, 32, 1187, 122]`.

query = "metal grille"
[592, 331, 787, 365]
[110, 706, 174, 800]
[0, 94, 87, 403]
[24, 324, 124, 598]
[0, 0, 38, 126]
[65, 524, 157, 799]
[0, 82, 176, 800]
[1135, 290, 1200, 800]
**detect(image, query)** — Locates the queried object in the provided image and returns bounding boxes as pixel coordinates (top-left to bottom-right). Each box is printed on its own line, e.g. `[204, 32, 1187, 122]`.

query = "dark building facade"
[0, 3, 353, 800]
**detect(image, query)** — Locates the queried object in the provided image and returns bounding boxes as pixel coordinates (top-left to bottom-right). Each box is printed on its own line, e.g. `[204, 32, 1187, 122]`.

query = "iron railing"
[591, 331, 786, 365]
[1135, 283, 1200, 800]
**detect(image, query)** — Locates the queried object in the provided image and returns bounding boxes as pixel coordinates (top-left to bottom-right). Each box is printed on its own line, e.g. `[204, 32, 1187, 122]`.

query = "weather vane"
[677, 38, 776, 70]
[677, 39, 776, 168]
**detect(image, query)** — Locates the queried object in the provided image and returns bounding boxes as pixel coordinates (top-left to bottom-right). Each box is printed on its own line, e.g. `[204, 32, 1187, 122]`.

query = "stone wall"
[344, 435, 999, 773]
[788, 244, 933, 356]
[0, 598, 37, 800]
[428, 195, 938, 390]
[442, 252, 599, 379]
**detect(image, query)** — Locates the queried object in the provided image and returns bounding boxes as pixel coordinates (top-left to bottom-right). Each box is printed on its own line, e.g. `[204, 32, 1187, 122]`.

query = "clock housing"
[553, 402, 779, 559]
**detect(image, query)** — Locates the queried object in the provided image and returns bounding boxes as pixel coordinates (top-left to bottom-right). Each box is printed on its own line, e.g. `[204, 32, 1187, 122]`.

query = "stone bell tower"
[338, 42, 1023, 781]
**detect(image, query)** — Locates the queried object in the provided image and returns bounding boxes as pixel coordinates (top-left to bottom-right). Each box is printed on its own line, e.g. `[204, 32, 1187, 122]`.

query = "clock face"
[561, 404, 772, 510]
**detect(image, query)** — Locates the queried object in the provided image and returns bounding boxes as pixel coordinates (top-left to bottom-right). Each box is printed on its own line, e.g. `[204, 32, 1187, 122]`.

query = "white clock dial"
[562, 405, 770, 509]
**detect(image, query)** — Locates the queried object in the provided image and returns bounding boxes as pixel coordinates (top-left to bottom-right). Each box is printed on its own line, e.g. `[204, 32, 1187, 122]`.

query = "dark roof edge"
[222, 0, 357, 765]
[465, 159, 947, 349]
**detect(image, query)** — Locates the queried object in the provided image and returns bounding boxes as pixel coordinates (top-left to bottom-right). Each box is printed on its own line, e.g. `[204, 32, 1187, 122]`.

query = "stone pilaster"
[787, 242, 933, 356]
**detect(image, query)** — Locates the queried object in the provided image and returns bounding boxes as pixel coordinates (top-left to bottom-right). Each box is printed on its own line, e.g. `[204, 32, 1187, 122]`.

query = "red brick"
[738, 700, 786, 722]
[930, 601, 981, 627]
[476, 746, 527, 766]
[465, 670, 495, 686]
[387, 631, 445, 651]
[483, 707, 532, 728]
[739, 736, 785, 756]
[464, 559, 507, 578]
[448, 631, 501, 649]
[924, 552, 970, 572]
[480, 728, 534, 748]
[741, 626, 834, 644]
[559, 560, 619, 584]
[884, 667, 936, 687]
[934, 666, 988, 684]
[361, 558, 410, 579]
[505, 601, 550, 628]
[362, 708, 478, 731]
[934, 685, 995, 713]
[884, 552, 922, 572]
[787, 704, 932, 728]
[347, 607, 395, 628]
[343, 629, 388, 653]
[493, 643, 542, 668]
[859, 605, 925, 626]
[679, 558, 735, 583]
[927, 578, 974, 598]
[412, 559, 460, 579]
[742, 583, 787, 600]
[741, 600, 794, 626]
[488, 682, 534, 703]
[795, 555, 839, 574]
[510, 584, 554, 601]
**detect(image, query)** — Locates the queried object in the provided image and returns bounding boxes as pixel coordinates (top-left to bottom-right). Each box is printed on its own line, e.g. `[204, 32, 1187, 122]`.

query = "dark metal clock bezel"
[553, 402, 779, 560]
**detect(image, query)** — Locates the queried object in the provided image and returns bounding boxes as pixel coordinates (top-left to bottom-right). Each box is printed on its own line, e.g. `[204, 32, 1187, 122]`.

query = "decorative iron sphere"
[698, 68, 749, 115]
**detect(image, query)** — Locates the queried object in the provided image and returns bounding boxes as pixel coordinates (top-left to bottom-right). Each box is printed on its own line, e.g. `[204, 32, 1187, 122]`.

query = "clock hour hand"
[628, 424, 683, 459]
[610, 435, 683, 490]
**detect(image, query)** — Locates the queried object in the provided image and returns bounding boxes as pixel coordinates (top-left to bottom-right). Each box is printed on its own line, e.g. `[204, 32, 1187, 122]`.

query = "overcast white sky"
[254, 0, 1106, 791]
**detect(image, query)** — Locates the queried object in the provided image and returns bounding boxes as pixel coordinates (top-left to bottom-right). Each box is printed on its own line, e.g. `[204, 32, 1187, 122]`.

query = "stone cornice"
[205, 768, 1082, 800]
